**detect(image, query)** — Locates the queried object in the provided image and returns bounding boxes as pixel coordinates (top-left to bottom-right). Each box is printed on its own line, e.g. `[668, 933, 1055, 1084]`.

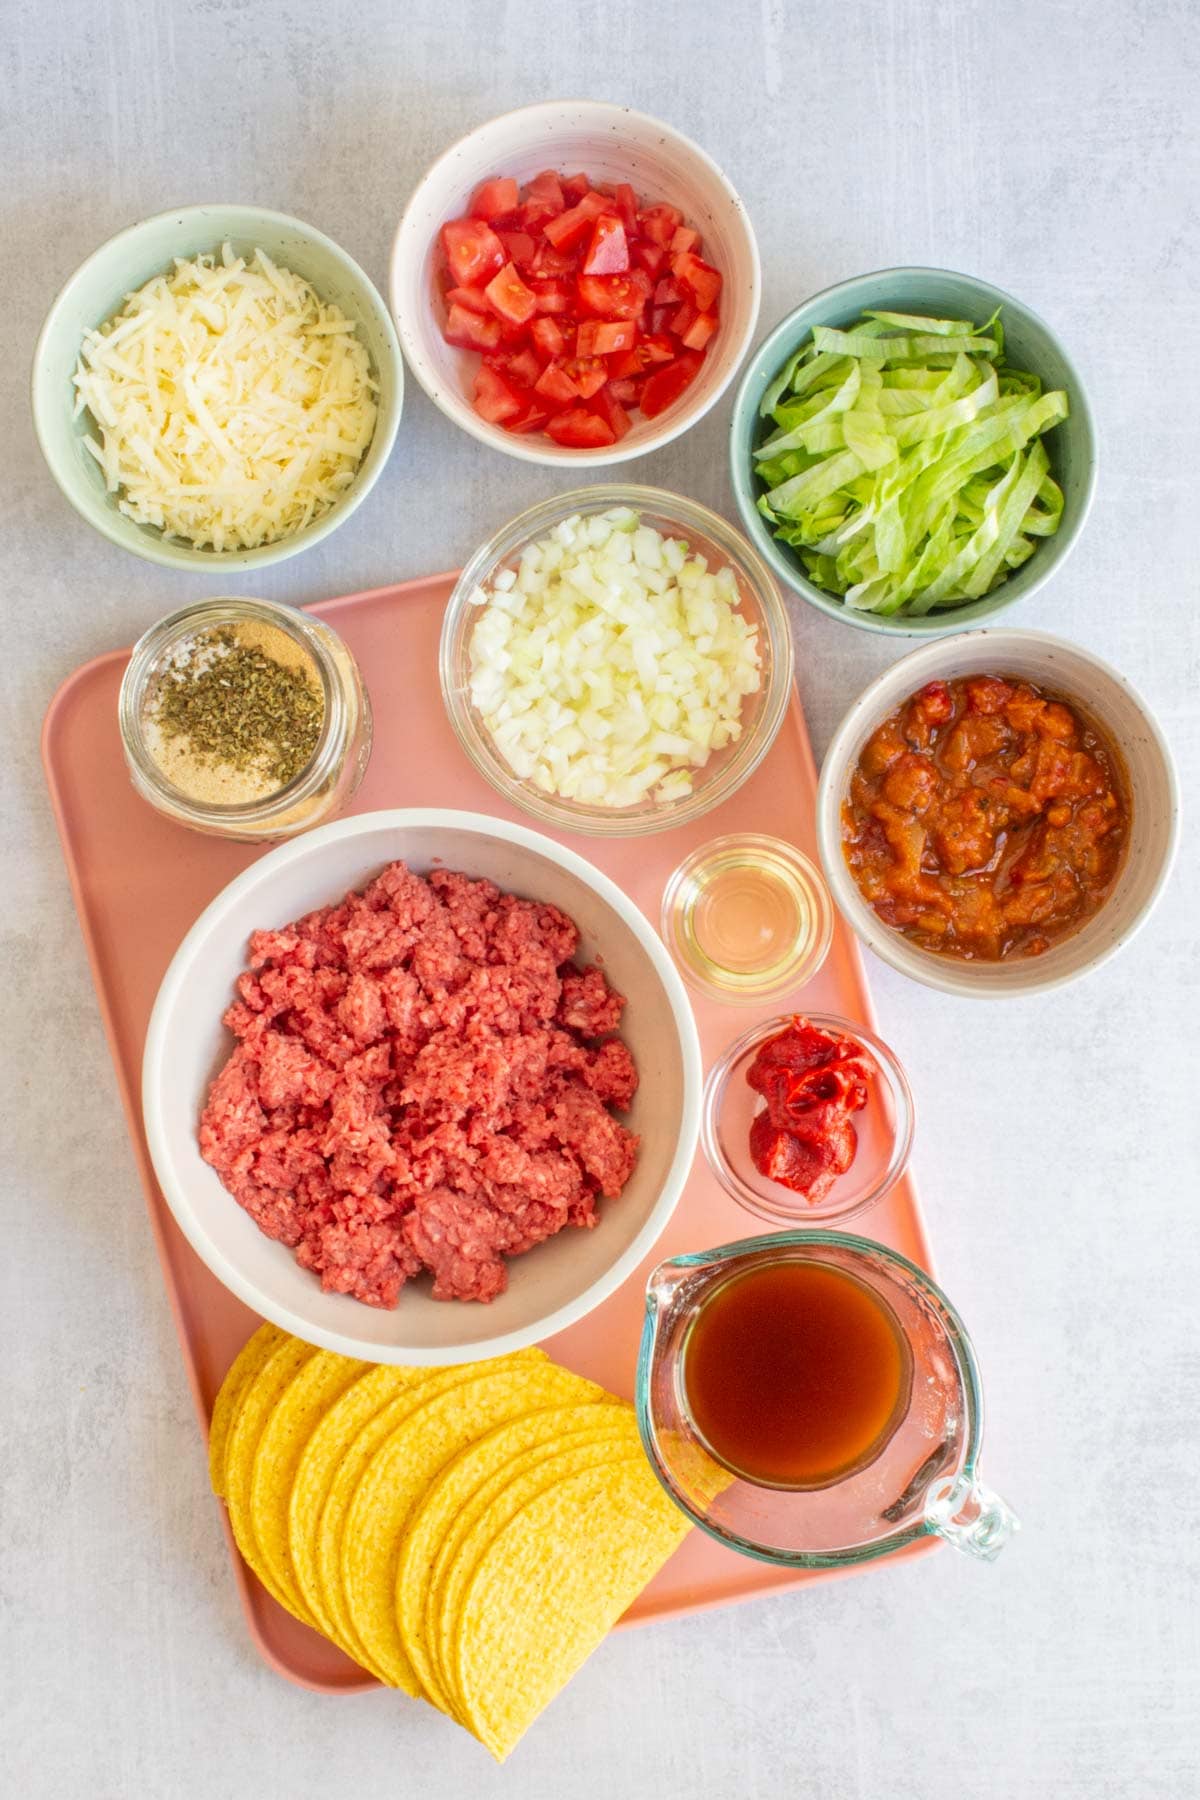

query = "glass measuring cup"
[636, 1230, 1017, 1567]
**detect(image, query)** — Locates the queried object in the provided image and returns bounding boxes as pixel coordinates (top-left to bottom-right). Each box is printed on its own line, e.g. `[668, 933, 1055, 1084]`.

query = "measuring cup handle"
[925, 1473, 1019, 1562]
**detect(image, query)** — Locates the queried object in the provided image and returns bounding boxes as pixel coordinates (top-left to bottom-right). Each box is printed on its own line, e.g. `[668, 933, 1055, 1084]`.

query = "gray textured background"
[4, 2, 1198, 1795]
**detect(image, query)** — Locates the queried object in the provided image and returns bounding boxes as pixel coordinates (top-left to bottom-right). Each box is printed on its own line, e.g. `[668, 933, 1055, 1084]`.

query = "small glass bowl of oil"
[661, 833, 833, 1004]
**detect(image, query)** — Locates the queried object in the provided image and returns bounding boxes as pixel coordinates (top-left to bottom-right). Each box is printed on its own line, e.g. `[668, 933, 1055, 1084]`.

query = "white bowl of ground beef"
[143, 809, 702, 1364]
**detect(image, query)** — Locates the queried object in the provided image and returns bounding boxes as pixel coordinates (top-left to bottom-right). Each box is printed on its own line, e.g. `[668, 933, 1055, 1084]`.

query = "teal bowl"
[32, 204, 404, 572]
[729, 267, 1096, 636]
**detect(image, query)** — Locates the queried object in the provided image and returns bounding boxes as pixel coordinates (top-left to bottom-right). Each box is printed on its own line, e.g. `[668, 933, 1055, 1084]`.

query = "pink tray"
[42, 572, 936, 1695]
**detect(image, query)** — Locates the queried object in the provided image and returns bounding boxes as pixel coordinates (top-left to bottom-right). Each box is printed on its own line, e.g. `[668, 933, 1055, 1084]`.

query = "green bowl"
[729, 267, 1097, 636]
[32, 204, 404, 572]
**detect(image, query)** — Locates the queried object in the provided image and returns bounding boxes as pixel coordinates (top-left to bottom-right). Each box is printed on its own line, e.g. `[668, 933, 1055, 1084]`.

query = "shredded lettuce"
[754, 309, 1067, 616]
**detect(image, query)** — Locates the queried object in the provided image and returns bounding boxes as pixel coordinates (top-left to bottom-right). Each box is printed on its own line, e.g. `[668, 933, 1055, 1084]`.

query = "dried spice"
[151, 626, 324, 792]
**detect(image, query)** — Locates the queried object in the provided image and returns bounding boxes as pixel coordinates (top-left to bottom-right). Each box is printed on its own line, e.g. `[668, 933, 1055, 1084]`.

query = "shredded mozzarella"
[72, 243, 378, 551]
[468, 508, 762, 809]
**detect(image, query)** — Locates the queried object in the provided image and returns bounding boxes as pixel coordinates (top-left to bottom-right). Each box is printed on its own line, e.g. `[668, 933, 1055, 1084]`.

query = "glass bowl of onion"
[439, 485, 794, 837]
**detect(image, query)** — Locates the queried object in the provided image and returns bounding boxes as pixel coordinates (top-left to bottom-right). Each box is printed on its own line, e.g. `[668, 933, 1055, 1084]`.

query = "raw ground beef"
[199, 862, 640, 1308]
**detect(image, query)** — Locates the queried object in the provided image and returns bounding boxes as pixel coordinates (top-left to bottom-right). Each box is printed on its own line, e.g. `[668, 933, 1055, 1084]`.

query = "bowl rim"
[814, 627, 1181, 997]
[141, 805, 705, 1363]
[728, 264, 1099, 637]
[388, 98, 761, 468]
[31, 202, 404, 572]
[438, 482, 796, 837]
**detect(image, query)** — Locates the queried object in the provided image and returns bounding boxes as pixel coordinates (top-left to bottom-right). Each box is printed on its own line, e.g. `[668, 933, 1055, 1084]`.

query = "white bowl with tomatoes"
[390, 100, 761, 465]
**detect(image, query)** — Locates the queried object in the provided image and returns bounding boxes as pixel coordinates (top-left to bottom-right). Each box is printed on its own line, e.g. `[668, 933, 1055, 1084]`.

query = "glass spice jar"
[118, 596, 372, 840]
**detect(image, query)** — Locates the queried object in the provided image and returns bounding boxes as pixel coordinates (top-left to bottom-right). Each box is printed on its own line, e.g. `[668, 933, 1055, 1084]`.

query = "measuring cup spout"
[644, 1255, 696, 1316]
[924, 1472, 1019, 1562]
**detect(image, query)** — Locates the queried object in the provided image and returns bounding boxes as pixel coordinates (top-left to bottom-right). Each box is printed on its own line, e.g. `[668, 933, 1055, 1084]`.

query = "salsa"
[745, 1016, 873, 1203]
[842, 675, 1129, 961]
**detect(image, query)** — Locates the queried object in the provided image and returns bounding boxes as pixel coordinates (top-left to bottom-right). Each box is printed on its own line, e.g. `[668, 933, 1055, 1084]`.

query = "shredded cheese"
[72, 243, 378, 552]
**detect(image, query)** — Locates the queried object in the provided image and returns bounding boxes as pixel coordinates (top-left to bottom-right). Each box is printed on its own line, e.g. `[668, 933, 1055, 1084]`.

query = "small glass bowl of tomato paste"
[701, 1013, 914, 1225]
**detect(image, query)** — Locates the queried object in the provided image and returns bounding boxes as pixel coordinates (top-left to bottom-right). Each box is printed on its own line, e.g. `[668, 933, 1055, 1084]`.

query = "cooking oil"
[662, 834, 833, 1002]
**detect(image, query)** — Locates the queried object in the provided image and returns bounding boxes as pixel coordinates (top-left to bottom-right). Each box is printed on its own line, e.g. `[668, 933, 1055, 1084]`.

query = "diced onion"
[72, 244, 378, 552]
[468, 508, 762, 809]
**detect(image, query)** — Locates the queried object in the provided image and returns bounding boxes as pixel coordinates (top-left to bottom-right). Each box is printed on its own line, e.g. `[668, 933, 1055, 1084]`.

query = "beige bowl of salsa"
[815, 630, 1179, 998]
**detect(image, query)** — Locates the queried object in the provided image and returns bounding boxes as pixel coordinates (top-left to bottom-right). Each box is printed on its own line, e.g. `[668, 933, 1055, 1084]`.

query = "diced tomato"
[600, 332, 673, 380]
[671, 251, 722, 312]
[529, 241, 576, 278]
[575, 318, 638, 357]
[484, 261, 538, 325]
[631, 240, 667, 277]
[611, 182, 637, 232]
[576, 270, 651, 319]
[440, 218, 505, 288]
[445, 284, 493, 315]
[640, 333, 676, 363]
[488, 346, 541, 388]
[589, 385, 632, 441]
[533, 360, 580, 407]
[436, 170, 720, 448]
[638, 203, 682, 247]
[528, 170, 565, 208]
[443, 302, 502, 351]
[530, 315, 567, 360]
[496, 229, 537, 270]
[518, 200, 553, 233]
[505, 399, 552, 435]
[469, 177, 520, 222]
[472, 363, 523, 424]
[562, 356, 607, 399]
[521, 169, 564, 215]
[546, 407, 616, 448]
[680, 311, 718, 351]
[581, 213, 629, 275]
[543, 191, 609, 251]
[529, 277, 573, 314]
[639, 351, 703, 419]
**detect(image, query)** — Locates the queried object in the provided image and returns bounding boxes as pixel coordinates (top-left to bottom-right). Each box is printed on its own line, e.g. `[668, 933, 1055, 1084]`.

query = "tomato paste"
[746, 1017, 873, 1203]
